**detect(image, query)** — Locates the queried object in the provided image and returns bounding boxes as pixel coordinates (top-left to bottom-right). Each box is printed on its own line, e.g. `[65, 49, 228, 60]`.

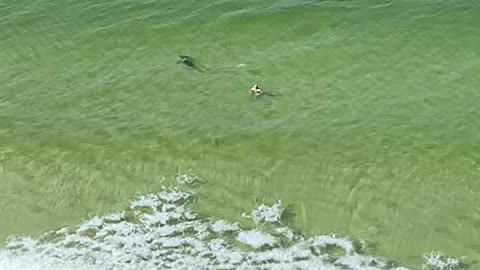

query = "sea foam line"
[0, 174, 463, 270]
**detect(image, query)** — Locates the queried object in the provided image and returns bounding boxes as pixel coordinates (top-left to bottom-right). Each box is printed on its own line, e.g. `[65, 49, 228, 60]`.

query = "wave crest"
[0, 174, 464, 270]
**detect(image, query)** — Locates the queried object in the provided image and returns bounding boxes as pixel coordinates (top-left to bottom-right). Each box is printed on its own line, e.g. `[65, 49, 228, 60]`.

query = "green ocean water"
[1, 0, 480, 268]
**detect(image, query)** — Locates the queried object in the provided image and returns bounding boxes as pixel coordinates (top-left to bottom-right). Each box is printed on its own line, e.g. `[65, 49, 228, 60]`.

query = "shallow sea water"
[1, 0, 479, 269]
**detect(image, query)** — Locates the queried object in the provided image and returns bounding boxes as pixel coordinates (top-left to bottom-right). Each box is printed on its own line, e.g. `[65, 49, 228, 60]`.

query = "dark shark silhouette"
[177, 55, 206, 73]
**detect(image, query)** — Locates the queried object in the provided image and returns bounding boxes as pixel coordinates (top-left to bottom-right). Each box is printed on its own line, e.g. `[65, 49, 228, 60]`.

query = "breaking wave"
[0, 174, 464, 270]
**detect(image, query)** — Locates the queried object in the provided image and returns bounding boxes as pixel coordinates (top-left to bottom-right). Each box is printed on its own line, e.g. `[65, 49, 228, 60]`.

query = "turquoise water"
[1, 0, 480, 269]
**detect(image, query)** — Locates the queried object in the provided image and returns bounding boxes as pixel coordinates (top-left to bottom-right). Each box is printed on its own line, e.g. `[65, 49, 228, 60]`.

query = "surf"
[0, 174, 464, 270]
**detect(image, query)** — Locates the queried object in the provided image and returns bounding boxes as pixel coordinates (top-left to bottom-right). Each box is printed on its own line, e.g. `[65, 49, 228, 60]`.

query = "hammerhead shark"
[177, 55, 206, 73]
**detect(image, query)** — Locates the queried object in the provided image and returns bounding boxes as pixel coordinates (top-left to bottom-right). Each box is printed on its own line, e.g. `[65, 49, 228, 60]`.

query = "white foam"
[422, 251, 462, 270]
[237, 230, 277, 249]
[210, 220, 240, 233]
[242, 200, 284, 225]
[0, 174, 465, 270]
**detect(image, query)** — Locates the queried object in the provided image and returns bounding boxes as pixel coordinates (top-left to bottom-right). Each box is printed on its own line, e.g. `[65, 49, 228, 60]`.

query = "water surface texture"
[1, 0, 479, 269]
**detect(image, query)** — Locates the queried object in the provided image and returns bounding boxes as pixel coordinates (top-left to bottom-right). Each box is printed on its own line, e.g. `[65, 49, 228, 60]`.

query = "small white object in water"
[236, 63, 246, 67]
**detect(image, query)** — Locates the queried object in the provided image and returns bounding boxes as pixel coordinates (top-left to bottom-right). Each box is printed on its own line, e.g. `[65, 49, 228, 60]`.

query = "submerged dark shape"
[177, 55, 206, 73]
